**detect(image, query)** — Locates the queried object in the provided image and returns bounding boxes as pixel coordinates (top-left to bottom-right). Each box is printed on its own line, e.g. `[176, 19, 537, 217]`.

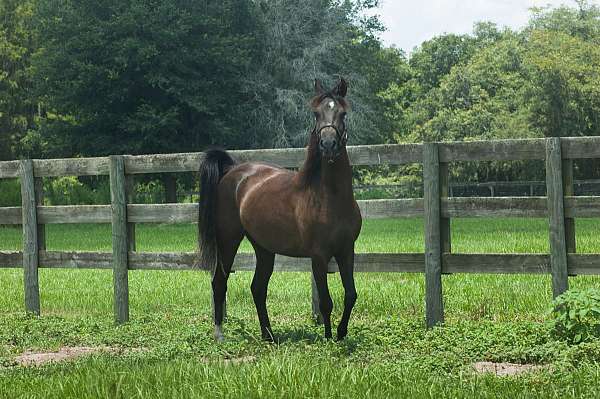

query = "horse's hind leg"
[212, 226, 243, 342]
[249, 241, 275, 341]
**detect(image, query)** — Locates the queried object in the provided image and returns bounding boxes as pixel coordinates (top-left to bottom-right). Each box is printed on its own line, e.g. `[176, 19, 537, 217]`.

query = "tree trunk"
[162, 174, 178, 203]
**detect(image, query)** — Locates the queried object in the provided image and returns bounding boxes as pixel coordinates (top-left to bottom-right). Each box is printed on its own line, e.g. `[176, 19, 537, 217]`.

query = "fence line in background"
[1, 137, 600, 326]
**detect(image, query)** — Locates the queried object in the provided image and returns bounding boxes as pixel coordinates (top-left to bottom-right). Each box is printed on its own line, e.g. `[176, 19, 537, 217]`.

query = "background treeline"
[1, 0, 599, 204]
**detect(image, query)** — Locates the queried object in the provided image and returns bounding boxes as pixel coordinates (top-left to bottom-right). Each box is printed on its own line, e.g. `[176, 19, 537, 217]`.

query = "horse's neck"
[318, 149, 353, 198]
[297, 134, 353, 199]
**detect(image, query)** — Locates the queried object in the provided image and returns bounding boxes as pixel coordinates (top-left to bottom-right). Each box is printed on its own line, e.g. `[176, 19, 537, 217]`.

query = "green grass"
[1, 218, 599, 253]
[1, 218, 600, 398]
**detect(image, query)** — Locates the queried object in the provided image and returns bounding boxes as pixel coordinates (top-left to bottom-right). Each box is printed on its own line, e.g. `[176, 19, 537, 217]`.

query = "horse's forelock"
[310, 93, 349, 110]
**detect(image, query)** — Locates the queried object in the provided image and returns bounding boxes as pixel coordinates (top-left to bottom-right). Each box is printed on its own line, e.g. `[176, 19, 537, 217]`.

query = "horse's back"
[218, 162, 307, 256]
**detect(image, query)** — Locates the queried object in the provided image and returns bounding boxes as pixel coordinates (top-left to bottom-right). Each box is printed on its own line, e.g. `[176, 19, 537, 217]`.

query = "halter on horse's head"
[310, 78, 350, 163]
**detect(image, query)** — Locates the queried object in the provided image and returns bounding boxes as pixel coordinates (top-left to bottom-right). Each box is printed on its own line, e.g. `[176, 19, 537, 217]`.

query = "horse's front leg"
[335, 248, 357, 340]
[311, 256, 333, 339]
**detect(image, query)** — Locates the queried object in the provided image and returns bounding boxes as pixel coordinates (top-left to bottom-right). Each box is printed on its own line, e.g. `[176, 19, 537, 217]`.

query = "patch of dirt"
[199, 355, 257, 365]
[14, 346, 124, 367]
[223, 355, 257, 365]
[473, 361, 548, 377]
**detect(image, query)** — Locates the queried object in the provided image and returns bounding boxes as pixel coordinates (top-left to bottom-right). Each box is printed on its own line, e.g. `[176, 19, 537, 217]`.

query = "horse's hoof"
[261, 329, 275, 343]
[214, 326, 225, 342]
[336, 328, 348, 341]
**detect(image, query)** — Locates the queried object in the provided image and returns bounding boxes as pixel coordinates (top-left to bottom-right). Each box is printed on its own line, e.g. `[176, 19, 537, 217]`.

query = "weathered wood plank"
[10, 251, 594, 276]
[33, 157, 110, 177]
[546, 138, 569, 298]
[0, 207, 22, 224]
[568, 254, 600, 275]
[0, 251, 23, 267]
[127, 204, 196, 223]
[0, 161, 20, 178]
[40, 251, 112, 269]
[565, 196, 600, 218]
[38, 205, 111, 224]
[562, 137, 600, 160]
[4, 137, 600, 178]
[130, 252, 427, 272]
[442, 254, 550, 274]
[125, 153, 205, 174]
[443, 197, 547, 218]
[358, 199, 423, 219]
[439, 139, 546, 162]
[4, 250, 600, 276]
[2, 196, 598, 226]
[346, 144, 423, 165]
[423, 143, 444, 327]
[110, 156, 129, 323]
[20, 160, 40, 315]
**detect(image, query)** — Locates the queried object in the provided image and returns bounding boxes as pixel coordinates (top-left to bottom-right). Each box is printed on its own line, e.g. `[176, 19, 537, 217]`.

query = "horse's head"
[310, 78, 350, 163]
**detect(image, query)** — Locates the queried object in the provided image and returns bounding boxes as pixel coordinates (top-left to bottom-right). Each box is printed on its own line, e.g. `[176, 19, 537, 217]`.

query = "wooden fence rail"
[1, 137, 600, 326]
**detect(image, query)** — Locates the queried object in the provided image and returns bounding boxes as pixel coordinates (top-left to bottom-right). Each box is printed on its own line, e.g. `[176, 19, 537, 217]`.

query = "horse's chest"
[301, 202, 361, 248]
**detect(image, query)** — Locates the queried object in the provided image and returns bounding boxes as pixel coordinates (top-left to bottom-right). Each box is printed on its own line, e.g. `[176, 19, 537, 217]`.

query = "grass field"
[1, 218, 600, 398]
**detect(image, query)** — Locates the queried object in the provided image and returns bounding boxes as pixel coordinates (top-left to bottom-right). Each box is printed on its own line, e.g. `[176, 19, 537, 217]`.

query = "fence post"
[110, 155, 129, 323]
[440, 162, 451, 256]
[562, 159, 576, 256]
[20, 160, 40, 315]
[34, 178, 46, 251]
[546, 138, 569, 297]
[423, 143, 444, 327]
[125, 175, 136, 251]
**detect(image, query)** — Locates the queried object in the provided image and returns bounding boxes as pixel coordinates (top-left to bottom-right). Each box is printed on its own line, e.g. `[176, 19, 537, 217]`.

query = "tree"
[240, 0, 398, 148]
[34, 0, 257, 159]
[0, 0, 37, 161]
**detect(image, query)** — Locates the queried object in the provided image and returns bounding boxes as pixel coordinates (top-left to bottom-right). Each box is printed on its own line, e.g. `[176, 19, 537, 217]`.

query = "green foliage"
[134, 180, 165, 204]
[550, 289, 600, 344]
[0, 0, 39, 161]
[240, 0, 396, 147]
[0, 179, 20, 207]
[386, 3, 600, 183]
[33, 0, 258, 157]
[44, 177, 110, 205]
[2, 0, 600, 189]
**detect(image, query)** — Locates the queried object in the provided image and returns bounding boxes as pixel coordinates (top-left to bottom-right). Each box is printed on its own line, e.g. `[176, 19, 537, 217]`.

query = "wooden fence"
[1, 137, 600, 327]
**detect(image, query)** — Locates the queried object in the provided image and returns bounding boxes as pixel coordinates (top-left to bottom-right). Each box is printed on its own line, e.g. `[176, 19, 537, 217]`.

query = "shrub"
[550, 288, 600, 344]
[44, 177, 110, 205]
[0, 179, 21, 207]
[135, 180, 165, 204]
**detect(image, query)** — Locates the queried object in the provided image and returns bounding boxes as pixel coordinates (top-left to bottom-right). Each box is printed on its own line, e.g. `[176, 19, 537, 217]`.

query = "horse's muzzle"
[319, 127, 340, 161]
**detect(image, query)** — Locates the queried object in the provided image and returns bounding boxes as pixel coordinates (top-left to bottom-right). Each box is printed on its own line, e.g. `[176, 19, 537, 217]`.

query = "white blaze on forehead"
[328, 100, 335, 109]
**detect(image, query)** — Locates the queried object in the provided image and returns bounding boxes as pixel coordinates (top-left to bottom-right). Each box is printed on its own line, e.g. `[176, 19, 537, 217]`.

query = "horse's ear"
[334, 78, 348, 97]
[314, 79, 325, 95]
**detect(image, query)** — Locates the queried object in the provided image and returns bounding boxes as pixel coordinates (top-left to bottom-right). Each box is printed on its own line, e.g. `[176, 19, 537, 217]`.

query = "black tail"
[198, 148, 236, 275]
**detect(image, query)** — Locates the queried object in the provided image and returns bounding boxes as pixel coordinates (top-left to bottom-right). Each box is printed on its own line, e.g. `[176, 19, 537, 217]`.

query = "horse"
[198, 78, 362, 342]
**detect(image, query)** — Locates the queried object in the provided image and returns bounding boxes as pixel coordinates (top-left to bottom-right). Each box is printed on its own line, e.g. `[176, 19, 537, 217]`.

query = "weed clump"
[550, 288, 600, 344]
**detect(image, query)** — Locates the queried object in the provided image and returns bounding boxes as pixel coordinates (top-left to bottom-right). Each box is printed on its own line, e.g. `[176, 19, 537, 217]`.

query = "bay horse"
[198, 78, 362, 342]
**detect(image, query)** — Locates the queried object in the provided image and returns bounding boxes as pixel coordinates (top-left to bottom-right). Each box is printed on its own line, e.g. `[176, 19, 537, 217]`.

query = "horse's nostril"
[320, 139, 336, 150]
